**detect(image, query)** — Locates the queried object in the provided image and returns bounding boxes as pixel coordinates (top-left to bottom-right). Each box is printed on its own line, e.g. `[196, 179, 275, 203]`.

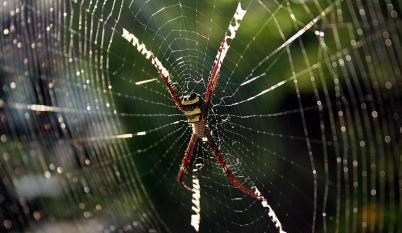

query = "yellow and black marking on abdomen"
[181, 93, 204, 123]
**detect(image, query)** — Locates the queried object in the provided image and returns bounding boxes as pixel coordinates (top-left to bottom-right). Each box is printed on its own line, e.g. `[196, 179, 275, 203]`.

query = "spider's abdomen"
[181, 93, 204, 123]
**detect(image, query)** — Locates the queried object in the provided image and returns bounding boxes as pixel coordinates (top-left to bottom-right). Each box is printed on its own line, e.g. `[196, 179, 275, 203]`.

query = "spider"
[151, 5, 263, 201]
[123, 3, 262, 200]
[122, 4, 290, 231]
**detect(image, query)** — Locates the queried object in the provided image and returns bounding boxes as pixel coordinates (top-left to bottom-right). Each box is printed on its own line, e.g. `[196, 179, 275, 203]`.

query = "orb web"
[0, 0, 401, 233]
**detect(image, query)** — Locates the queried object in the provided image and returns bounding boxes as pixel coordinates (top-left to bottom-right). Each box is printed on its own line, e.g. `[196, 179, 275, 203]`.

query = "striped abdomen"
[181, 93, 204, 123]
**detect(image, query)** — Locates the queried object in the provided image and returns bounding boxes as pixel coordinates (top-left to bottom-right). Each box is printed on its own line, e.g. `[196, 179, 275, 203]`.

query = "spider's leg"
[153, 56, 184, 112]
[204, 3, 247, 105]
[120, 28, 183, 112]
[206, 133, 263, 200]
[177, 133, 198, 192]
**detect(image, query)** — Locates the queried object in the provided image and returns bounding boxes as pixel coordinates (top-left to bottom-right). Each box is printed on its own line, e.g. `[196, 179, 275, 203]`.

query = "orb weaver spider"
[155, 5, 262, 201]
[121, 3, 289, 231]
[122, 3, 262, 200]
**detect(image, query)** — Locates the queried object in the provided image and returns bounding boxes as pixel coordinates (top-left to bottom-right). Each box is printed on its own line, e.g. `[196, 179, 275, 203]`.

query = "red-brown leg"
[204, 3, 247, 106]
[206, 133, 263, 200]
[205, 39, 224, 105]
[153, 56, 184, 112]
[177, 133, 198, 192]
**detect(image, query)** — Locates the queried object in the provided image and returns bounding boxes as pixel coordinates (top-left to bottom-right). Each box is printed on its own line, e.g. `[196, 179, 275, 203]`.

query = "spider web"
[0, 0, 401, 233]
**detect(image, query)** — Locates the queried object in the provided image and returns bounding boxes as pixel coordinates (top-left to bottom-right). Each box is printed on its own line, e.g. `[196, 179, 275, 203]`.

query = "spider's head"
[181, 93, 199, 103]
[181, 93, 204, 123]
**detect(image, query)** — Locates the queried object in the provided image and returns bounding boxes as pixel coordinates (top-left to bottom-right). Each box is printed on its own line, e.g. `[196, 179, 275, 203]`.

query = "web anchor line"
[254, 187, 287, 233]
